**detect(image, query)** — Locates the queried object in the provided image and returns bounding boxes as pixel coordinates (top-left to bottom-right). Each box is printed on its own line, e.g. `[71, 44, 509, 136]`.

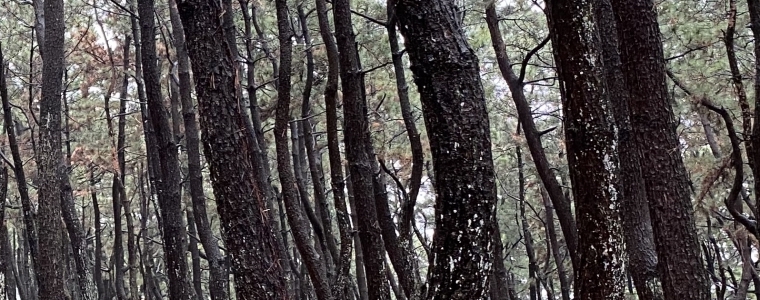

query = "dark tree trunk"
[332, 0, 392, 299]
[546, 0, 625, 297]
[610, 0, 711, 298]
[273, 1, 334, 299]
[539, 189, 570, 300]
[484, 4, 578, 267]
[89, 172, 104, 300]
[2, 30, 38, 284]
[593, 0, 663, 299]
[747, 0, 760, 243]
[0, 44, 27, 300]
[297, 5, 339, 274]
[176, 1, 289, 299]
[395, 1, 498, 299]
[0, 165, 7, 300]
[36, 0, 66, 298]
[167, 1, 229, 299]
[386, 0, 424, 243]
[518, 145, 538, 300]
[136, 0, 194, 298]
[313, 0, 353, 296]
[347, 178, 370, 300]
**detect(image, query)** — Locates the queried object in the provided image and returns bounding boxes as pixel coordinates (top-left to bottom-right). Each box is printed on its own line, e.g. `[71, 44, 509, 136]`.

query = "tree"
[546, 0, 625, 297]
[610, 0, 710, 298]
[136, 0, 195, 298]
[176, 1, 289, 299]
[395, 0, 498, 298]
[35, 0, 67, 299]
[332, 0, 392, 298]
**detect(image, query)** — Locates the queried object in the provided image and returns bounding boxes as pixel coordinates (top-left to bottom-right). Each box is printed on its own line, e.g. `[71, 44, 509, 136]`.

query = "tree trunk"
[89, 172, 104, 300]
[273, 1, 334, 299]
[540, 188, 571, 300]
[547, 0, 626, 297]
[484, 3, 578, 266]
[313, 0, 353, 296]
[136, 0, 195, 298]
[395, 1, 498, 298]
[176, 1, 290, 298]
[36, 0, 67, 298]
[297, 5, 339, 274]
[610, 0, 711, 298]
[593, 0, 663, 298]
[332, 0, 392, 299]
[167, 1, 229, 299]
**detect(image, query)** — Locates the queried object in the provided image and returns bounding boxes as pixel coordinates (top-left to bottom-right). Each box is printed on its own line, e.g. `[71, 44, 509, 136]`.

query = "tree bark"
[484, 3, 578, 266]
[313, 0, 353, 296]
[592, 0, 663, 298]
[546, 0, 626, 297]
[273, 1, 334, 299]
[395, 1, 498, 298]
[332, 0, 392, 299]
[36, 0, 67, 298]
[610, 0, 711, 298]
[136, 0, 195, 298]
[176, 1, 290, 299]
[167, 1, 229, 299]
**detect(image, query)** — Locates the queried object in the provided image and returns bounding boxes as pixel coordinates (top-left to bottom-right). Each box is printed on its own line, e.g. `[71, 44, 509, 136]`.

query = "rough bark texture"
[592, 0, 663, 298]
[313, 0, 353, 296]
[36, 0, 66, 298]
[747, 0, 760, 240]
[136, 0, 195, 298]
[610, 0, 711, 298]
[332, 0, 392, 299]
[176, 2, 289, 299]
[546, 0, 625, 298]
[168, 1, 229, 299]
[272, 1, 334, 299]
[484, 4, 578, 266]
[395, 1, 497, 299]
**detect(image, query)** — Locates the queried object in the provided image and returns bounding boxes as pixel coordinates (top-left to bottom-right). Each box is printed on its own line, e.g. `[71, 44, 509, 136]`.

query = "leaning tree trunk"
[610, 0, 711, 299]
[332, 0, 392, 299]
[36, 0, 67, 298]
[546, 0, 625, 297]
[136, 0, 195, 298]
[395, 1, 498, 299]
[176, 1, 289, 299]
[484, 3, 578, 266]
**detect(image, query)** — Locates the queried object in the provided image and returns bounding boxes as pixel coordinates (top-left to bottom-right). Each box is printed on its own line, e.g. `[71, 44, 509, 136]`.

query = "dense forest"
[0, 0, 756, 299]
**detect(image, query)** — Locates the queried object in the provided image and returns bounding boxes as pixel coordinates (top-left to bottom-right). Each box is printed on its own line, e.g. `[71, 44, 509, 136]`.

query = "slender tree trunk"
[36, 0, 67, 298]
[484, 3, 578, 266]
[167, 1, 229, 299]
[332, 0, 392, 298]
[136, 0, 195, 298]
[2, 36, 38, 282]
[313, 0, 353, 296]
[89, 172, 104, 300]
[395, 1, 498, 298]
[177, 1, 290, 298]
[610, 0, 711, 298]
[273, 1, 334, 299]
[386, 0, 423, 244]
[0, 165, 7, 300]
[540, 189, 571, 300]
[297, 5, 339, 273]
